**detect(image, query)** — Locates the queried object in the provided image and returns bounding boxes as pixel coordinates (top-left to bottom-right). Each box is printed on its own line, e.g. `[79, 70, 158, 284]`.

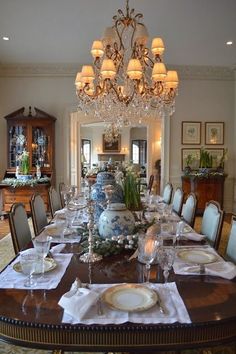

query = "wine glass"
[33, 236, 52, 274]
[158, 247, 175, 283]
[174, 220, 185, 247]
[138, 235, 159, 282]
[20, 249, 40, 287]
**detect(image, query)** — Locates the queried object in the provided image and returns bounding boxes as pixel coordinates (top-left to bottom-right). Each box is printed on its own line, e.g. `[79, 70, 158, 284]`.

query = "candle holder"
[80, 185, 102, 263]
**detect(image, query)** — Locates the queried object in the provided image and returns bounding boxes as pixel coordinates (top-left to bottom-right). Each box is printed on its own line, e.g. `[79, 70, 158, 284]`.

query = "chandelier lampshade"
[75, 0, 179, 126]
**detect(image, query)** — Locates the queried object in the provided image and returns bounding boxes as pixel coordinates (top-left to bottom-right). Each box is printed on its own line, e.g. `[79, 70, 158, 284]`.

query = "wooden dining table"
[0, 241, 236, 353]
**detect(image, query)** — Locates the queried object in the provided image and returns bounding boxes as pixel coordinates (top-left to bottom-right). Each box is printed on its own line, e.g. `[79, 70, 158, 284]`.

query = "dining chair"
[172, 187, 184, 216]
[225, 215, 236, 263]
[162, 182, 173, 204]
[59, 182, 66, 208]
[48, 186, 62, 218]
[200, 200, 224, 250]
[30, 193, 49, 236]
[181, 192, 198, 228]
[8, 202, 32, 254]
[147, 174, 154, 194]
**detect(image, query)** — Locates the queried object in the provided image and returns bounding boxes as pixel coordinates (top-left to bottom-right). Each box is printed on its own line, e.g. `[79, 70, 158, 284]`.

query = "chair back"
[182, 192, 198, 228]
[147, 175, 154, 194]
[48, 186, 62, 218]
[172, 187, 184, 216]
[225, 215, 236, 263]
[30, 194, 48, 236]
[9, 203, 32, 254]
[162, 182, 173, 204]
[59, 182, 66, 208]
[201, 200, 224, 250]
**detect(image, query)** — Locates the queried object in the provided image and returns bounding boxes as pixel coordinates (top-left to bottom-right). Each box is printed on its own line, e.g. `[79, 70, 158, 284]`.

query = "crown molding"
[0, 63, 235, 80]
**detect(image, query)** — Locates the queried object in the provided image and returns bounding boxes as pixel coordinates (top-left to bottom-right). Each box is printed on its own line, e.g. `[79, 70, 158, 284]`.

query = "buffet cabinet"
[181, 174, 226, 215]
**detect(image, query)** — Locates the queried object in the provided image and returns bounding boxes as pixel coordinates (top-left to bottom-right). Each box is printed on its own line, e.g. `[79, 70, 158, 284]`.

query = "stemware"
[158, 247, 176, 283]
[33, 236, 52, 274]
[138, 235, 159, 282]
[20, 249, 41, 287]
[174, 220, 185, 247]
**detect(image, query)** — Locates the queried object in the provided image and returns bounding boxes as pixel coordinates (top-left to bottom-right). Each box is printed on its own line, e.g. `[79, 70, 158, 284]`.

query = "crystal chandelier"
[75, 0, 179, 126]
[104, 122, 121, 143]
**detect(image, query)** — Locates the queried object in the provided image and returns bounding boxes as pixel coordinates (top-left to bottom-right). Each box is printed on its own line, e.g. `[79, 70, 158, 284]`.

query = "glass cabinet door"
[31, 126, 51, 168]
[8, 124, 27, 168]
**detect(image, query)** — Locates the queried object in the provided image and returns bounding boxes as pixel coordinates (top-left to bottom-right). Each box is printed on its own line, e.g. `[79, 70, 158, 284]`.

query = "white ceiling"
[0, 0, 236, 68]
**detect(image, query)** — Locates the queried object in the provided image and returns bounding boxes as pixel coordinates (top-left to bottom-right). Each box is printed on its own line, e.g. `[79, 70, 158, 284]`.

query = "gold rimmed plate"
[13, 258, 57, 274]
[101, 284, 158, 312]
[177, 249, 218, 264]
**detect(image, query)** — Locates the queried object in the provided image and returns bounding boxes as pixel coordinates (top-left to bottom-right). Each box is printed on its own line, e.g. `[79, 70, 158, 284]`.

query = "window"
[131, 140, 147, 165]
[81, 139, 91, 167]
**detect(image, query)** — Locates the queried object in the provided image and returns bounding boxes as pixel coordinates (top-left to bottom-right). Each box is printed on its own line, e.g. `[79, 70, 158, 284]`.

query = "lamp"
[75, 0, 179, 125]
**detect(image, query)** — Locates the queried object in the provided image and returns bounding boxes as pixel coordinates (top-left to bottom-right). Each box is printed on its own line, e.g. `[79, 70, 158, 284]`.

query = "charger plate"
[101, 284, 158, 312]
[177, 249, 217, 264]
[13, 258, 57, 274]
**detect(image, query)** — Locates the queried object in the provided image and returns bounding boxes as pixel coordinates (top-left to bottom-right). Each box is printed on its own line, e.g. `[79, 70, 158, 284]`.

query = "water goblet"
[174, 220, 185, 247]
[20, 249, 40, 287]
[158, 247, 176, 283]
[138, 235, 159, 282]
[33, 236, 52, 274]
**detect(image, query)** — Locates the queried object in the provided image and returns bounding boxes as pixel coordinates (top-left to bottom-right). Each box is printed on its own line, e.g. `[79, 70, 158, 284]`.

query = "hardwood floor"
[0, 217, 10, 240]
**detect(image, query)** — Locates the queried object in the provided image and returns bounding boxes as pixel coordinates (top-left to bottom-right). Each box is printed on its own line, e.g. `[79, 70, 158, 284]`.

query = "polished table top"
[1, 242, 236, 352]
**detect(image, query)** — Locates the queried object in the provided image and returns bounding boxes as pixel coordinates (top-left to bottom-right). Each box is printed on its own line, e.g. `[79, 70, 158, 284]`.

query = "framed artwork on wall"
[182, 148, 201, 170]
[205, 148, 225, 168]
[103, 134, 121, 152]
[205, 122, 224, 145]
[182, 121, 201, 145]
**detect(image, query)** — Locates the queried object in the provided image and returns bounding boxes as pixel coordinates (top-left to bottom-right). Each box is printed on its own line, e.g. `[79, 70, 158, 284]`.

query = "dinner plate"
[177, 249, 218, 264]
[13, 258, 57, 274]
[101, 284, 158, 312]
[45, 225, 63, 237]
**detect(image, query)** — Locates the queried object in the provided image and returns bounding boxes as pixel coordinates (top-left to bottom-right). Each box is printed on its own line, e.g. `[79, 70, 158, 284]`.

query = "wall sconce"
[122, 147, 128, 153]
[95, 146, 101, 152]
[158, 136, 162, 145]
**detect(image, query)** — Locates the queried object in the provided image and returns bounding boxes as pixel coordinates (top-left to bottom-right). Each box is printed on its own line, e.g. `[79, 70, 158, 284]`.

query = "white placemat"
[0, 253, 73, 289]
[60, 282, 191, 325]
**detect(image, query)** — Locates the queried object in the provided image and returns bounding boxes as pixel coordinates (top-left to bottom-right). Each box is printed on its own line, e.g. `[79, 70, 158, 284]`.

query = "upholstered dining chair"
[147, 174, 154, 194]
[172, 187, 184, 216]
[59, 182, 66, 208]
[225, 215, 236, 263]
[8, 202, 32, 254]
[48, 186, 62, 218]
[200, 200, 224, 250]
[30, 193, 49, 236]
[181, 192, 198, 228]
[162, 182, 173, 204]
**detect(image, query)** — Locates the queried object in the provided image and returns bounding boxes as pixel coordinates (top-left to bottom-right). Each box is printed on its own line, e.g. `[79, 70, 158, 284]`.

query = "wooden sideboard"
[181, 174, 227, 215]
[0, 183, 50, 213]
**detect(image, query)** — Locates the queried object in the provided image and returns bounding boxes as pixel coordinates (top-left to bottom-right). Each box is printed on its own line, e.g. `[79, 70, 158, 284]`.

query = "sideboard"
[181, 174, 227, 215]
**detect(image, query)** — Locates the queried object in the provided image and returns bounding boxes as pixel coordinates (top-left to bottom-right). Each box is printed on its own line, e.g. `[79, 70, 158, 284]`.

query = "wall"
[0, 64, 235, 212]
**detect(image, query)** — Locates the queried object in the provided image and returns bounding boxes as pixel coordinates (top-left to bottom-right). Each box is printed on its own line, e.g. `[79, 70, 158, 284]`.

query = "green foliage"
[199, 147, 213, 168]
[122, 170, 141, 210]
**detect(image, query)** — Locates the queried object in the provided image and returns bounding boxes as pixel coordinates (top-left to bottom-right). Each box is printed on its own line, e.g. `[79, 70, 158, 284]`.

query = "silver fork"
[97, 297, 103, 316]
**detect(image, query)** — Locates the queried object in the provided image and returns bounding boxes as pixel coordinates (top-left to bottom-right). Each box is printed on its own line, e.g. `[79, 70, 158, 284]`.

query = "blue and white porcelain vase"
[98, 203, 135, 239]
[91, 172, 124, 222]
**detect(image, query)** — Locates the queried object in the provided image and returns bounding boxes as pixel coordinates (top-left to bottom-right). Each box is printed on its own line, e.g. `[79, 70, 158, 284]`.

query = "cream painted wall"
[0, 66, 235, 212]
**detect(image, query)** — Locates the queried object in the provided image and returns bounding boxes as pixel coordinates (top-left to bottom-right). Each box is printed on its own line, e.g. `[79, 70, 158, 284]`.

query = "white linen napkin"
[61, 282, 191, 325]
[50, 243, 66, 255]
[58, 279, 99, 321]
[0, 253, 73, 289]
[183, 232, 205, 242]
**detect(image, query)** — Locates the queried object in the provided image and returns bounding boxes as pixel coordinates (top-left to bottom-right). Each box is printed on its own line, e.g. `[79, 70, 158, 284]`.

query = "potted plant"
[184, 154, 194, 175]
[199, 147, 213, 172]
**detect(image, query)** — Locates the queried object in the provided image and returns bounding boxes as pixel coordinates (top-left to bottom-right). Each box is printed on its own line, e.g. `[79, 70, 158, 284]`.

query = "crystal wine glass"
[20, 249, 40, 287]
[33, 236, 52, 274]
[158, 247, 176, 283]
[138, 235, 159, 283]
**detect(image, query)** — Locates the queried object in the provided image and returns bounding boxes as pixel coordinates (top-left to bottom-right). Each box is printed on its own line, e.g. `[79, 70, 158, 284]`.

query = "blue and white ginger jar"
[91, 172, 124, 222]
[98, 203, 135, 239]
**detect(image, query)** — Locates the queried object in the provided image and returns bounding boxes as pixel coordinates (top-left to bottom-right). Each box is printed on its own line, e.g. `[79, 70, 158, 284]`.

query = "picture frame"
[181, 121, 201, 145]
[103, 134, 121, 152]
[205, 122, 224, 145]
[205, 148, 225, 168]
[182, 148, 201, 171]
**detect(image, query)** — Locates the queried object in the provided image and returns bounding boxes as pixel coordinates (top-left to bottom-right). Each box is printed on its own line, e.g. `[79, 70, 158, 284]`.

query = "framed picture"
[182, 148, 201, 170]
[182, 121, 201, 145]
[103, 134, 121, 152]
[205, 122, 224, 145]
[206, 148, 225, 168]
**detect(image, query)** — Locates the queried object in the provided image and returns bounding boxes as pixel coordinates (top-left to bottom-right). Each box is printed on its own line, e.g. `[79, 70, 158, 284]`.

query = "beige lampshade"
[164, 70, 179, 89]
[152, 62, 167, 81]
[133, 24, 149, 46]
[151, 37, 165, 56]
[91, 40, 104, 58]
[100, 59, 116, 79]
[102, 26, 118, 46]
[81, 65, 95, 84]
[75, 72, 84, 89]
[127, 59, 143, 80]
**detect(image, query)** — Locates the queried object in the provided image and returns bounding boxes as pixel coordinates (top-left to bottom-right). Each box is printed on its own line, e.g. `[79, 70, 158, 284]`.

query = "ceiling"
[0, 0, 236, 68]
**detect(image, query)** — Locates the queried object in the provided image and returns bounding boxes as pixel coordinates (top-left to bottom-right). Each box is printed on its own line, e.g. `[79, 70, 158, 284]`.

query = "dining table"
[1, 210, 236, 353]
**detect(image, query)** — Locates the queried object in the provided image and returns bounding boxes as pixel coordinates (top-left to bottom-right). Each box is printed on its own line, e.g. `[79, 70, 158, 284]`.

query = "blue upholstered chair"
[162, 182, 173, 205]
[172, 187, 184, 216]
[182, 192, 198, 228]
[225, 215, 236, 263]
[200, 200, 224, 250]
